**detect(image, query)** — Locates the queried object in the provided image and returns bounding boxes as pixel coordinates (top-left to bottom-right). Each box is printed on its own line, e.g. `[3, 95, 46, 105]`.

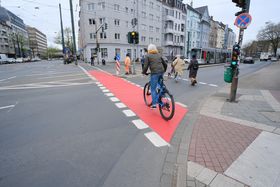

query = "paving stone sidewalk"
[186, 86, 280, 187]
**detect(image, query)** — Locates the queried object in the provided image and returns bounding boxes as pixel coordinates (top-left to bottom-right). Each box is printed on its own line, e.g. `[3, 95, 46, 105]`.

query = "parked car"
[15, 58, 23, 63]
[243, 57, 254, 64]
[271, 57, 278, 62]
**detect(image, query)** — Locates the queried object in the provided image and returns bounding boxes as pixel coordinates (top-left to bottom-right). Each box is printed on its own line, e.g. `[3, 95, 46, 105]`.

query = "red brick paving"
[188, 115, 261, 173]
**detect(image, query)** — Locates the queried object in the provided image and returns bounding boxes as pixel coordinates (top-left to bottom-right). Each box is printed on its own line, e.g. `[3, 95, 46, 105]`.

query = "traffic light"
[127, 32, 133, 44]
[233, 0, 250, 14]
[128, 31, 139, 44]
[231, 44, 240, 67]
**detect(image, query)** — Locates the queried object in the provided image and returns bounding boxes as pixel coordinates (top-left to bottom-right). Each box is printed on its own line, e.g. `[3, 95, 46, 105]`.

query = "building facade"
[79, 0, 162, 62]
[0, 20, 15, 56]
[27, 26, 47, 57]
[195, 6, 210, 49]
[0, 6, 29, 57]
[185, 4, 201, 58]
[161, 0, 186, 59]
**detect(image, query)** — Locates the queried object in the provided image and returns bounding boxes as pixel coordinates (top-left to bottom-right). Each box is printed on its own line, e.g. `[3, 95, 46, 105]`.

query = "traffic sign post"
[229, 1, 251, 102]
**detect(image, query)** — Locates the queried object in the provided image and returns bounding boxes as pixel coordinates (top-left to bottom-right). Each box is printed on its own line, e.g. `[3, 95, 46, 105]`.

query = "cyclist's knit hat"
[148, 44, 158, 54]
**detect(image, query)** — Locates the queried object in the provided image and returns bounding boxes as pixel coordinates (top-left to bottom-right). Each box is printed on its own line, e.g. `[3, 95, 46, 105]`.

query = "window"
[114, 4, 120, 11]
[149, 37, 154, 43]
[100, 48, 108, 58]
[115, 33, 120, 40]
[149, 2, 153, 8]
[156, 27, 160, 33]
[156, 38, 159, 43]
[156, 16, 160, 22]
[89, 18, 95, 25]
[114, 19, 120, 26]
[149, 14, 153, 20]
[141, 24, 147, 31]
[142, 11, 146, 18]
[100, 32, 107, 39]
[178, 24, 180, 31]
[89, 33, 96, 39]
[115, 48, 120, 56]
[99, 18, 105, 24]
[149, 26, 153, 32]
[156, 5, 160, 11]
[175, 23, 177, 31]
[98, 2, 105, 10]
[131, 9, 134, 14]
[88, 3, 94, 11]
[125, 7, 128, 13]
[126, 21, 129, 27]
[141, 36, 146, 42]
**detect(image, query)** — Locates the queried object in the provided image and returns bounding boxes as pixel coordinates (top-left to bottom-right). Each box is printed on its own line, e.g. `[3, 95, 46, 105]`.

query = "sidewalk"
[186, 84, 280, 186]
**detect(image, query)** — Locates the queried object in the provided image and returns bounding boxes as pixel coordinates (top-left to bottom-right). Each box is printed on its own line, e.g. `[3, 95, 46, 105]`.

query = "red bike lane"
[89, 70, 188, 143]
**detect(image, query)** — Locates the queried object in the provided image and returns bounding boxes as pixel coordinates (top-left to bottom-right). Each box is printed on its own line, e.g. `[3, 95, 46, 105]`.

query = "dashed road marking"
[110, 97, 120, 102]
[100, 86, 106, 89]
[0, 105, 15, 110]
[122, 109, 136, 117]
[144, 132, 170, 147]
[0, 76, 16, 82]
[115, 102, 127, 108]
[102, 89, 110, 92]
[132, 119, 149, 129]
[105, 93, 114, 97]
[209, 84, 218, 87]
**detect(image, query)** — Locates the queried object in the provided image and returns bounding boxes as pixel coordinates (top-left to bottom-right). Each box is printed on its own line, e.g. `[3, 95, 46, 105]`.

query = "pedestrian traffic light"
[231, 44, 240, 68]
[127, 31, 139, 44]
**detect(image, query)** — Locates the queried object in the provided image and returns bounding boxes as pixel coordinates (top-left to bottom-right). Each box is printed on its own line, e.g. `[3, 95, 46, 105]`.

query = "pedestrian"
[172, 55, 185, 82]
[187, 54, 199, 86]
[90, 55, 95, 66]
[141, 48, 148, 71]
[142, 44, 167, 109]
[124, 53, 131, 75]
[102, 59, 106, 65]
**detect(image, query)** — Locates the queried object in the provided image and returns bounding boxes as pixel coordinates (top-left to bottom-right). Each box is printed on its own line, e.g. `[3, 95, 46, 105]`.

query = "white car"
[15, 58, 23, 63]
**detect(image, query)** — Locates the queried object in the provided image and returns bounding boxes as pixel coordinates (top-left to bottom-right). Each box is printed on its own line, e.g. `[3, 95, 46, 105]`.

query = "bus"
[185, 48, 232, 64]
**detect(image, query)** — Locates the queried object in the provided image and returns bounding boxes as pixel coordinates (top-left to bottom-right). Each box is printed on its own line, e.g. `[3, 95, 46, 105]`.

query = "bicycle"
[143, 74, 175, 121]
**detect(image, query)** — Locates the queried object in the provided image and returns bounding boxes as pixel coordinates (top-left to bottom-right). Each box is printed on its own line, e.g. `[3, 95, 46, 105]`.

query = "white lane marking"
[199, 82, 207, 85]
[182, 78, 189, 81]
[122, 109, 136, 117]
[78, 65, 97, 81]
[24, 71, 78, 77]
[0, 76, 16, 82]
[95, 82, 101, 84]
[110, 97, 120, 102]
[176, 102, 188, 108]
[102, 89, 109, 92]
[38, 73, 84, 79]
[144, 132, 170, 147]
[140, 86, 144, 89]
[135, 84, 141, 87]
[208, 84, 218, 87]
[97, 84, 103, 87]
[100, 86, 106, 89]
[0, 105, 15, 110]
[132, 119, 149, 129]
[115, 103, 127, 108]
[0, 82, 94, 90]
[105, 93, 114, 97]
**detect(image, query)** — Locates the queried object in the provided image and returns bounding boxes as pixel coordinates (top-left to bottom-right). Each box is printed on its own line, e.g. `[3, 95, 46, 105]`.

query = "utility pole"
[69, 0, 77, 65]
[59, 3, 65, 58]
[230, 0, 251, 102]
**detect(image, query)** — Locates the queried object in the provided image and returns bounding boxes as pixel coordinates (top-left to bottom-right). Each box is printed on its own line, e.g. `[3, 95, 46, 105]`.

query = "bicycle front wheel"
[159, 89, 175, 121]
[143, 82, 152, 106]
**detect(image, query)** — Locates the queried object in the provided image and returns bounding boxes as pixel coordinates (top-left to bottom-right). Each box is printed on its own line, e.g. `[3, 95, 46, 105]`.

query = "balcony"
[166, 15, 175, 22]
[164, 41, 174, 46]
[164, 27, 173, 34]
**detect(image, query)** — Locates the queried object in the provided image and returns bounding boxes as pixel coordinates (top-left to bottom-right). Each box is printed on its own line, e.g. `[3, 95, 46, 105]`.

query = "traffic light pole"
[69, 0, 77, 65]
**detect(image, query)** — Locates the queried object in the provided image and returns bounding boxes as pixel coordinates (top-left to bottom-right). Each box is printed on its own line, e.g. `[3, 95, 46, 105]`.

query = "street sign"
[234, 13, 252, 29]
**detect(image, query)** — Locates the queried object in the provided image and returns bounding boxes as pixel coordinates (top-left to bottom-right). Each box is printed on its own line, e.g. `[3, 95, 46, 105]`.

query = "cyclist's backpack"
[192, 60, 199, 70]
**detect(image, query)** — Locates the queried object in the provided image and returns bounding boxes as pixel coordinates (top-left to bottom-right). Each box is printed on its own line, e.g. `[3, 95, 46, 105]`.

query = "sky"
[1, 0, 280, 48]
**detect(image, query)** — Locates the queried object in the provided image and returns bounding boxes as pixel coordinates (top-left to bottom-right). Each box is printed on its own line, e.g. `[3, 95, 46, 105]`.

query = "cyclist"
[142, 44, 167, 109]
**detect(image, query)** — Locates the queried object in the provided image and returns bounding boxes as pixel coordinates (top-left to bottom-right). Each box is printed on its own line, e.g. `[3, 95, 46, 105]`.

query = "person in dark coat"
[187, 54, 199, 86]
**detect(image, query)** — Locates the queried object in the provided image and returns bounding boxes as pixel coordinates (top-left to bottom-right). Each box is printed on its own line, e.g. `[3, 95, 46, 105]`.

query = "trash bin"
[224, 66, 233, 83]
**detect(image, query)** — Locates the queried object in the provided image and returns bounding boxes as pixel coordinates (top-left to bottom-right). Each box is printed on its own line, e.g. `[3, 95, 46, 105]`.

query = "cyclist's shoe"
[150, 105, 157, 109]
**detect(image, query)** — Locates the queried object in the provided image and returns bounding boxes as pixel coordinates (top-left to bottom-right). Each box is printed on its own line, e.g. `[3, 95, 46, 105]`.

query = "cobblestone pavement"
[186, 87, 280, 187]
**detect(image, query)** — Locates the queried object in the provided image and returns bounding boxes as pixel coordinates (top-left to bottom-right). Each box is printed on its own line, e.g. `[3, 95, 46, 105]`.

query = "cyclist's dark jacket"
[142, 53, 166, 74]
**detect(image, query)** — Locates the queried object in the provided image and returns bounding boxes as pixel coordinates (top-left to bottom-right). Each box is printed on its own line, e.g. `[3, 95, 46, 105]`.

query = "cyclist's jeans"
[150, 73, 163, 106]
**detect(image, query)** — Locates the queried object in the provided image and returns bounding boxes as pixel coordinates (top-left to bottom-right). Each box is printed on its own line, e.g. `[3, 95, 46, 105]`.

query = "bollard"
[116, 60, 120, 75]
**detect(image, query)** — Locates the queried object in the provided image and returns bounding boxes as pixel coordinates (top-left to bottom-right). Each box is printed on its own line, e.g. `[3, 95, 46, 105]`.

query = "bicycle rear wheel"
[159, 89, 175, 121]
[143, 82, 152, 106]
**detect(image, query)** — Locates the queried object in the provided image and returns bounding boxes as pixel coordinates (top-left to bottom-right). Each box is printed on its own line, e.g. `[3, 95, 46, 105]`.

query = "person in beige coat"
[172, 55, 185, 82]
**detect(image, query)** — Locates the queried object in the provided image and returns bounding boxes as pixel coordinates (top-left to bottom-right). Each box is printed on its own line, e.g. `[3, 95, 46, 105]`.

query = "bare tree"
[54, 27, 73, 53]
[257, 22, 280, 56]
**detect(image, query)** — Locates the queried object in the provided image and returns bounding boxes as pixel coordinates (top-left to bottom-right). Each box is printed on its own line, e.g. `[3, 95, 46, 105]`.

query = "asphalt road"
[0, 60, 272, 187]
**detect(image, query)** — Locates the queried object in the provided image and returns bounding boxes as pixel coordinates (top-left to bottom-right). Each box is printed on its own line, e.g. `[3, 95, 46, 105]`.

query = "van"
[0, 54, 8, 64]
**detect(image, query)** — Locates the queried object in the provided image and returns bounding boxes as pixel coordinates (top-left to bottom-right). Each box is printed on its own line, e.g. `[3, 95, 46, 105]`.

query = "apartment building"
[27, 26, 47, 57]
[0, 6, 29, 58]
[195, 6, 210, 49]
[78, 0, 162, 62]
[161, 0, 186, 59]
[185, 4, 201, 58]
